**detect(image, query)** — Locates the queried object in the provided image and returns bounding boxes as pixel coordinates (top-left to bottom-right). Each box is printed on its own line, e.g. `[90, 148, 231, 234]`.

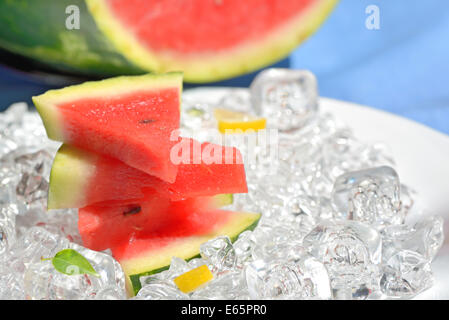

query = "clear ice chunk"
[192, 271, 249, 300]
[95, 286, 127, 300]
[303, 220, 382, 269]
[245, 254, 331, 300]
[9, 226, 69, 269]
[303, 220, 382, 300]
[332, 166, 403, 226]
[24, 260, 103, 300]
[381, 215, 444, 261]
[69, 242, 126, 292]
[233, 231, 257, 266]
[0, 266, 25, 300]
[200, 236, 236, 274]
[188, 257, 209, 269]
[380, 250, 433, 298]
[330, 265, 380, 300]
[0, 204, 17, 256]
[168, 256, 190, 276]
[14, 148, 53, 211]
[134, 279, 188, 300]
[250, 69, 318, 131]
[16, 227, 125, 300]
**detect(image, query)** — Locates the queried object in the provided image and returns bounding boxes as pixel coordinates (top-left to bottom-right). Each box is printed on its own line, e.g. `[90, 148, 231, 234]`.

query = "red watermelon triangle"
[33, 73, 182, 182]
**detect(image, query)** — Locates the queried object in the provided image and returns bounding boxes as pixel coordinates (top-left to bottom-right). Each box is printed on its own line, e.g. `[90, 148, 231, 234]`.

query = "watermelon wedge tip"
[33, 72, 183, 182]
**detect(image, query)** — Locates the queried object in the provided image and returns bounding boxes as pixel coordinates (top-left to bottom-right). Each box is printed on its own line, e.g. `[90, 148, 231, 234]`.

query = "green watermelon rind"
[86, 0, 339, 83]
[32, 72, 183, 142]
[126, 212, 261, 296]
[0, 0, 143, 76]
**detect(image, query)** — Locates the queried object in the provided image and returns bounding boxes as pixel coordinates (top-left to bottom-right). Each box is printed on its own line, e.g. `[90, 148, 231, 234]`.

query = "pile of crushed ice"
[0, 69, 444, 300]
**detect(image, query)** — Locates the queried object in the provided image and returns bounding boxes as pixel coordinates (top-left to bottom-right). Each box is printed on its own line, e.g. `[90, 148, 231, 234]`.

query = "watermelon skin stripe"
[0, 0, 143, 76]
[86, 0, 339, 82]
[127, 212, 261, 296]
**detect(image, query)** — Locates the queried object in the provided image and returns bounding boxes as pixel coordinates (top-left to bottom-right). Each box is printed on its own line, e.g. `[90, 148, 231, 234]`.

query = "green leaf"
[51, 249, 100, 277]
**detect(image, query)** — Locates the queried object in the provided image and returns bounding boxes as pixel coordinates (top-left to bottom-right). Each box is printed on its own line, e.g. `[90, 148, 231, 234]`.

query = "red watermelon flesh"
[86, 0, 338, 82]
[33, 73, 182, 183]
[111, 209, 236, 261]
[49, 138, 246, 209]
[56, 89, 179, 182]
[107, 0, 315, 53]
[89, 138, 246, 204]
[79, 195, 222, 251]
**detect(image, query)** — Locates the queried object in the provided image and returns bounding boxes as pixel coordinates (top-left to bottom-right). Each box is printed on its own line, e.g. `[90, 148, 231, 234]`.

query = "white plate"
[184, 87, 449, 300]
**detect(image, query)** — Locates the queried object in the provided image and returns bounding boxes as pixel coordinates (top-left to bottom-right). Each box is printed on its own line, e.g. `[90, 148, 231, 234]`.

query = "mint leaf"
[51, 249, 100, 277]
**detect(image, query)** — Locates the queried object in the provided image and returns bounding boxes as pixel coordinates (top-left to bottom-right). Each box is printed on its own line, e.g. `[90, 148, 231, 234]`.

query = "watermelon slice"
[118, 210, 259, 295]
[85, 0, 339, 82]
[32, 73, 182, 182]
[78, 196, 260, 295]
[48, 140, 247, 209]
[0, 1, 337, 82]
[79, 194, 227, 251]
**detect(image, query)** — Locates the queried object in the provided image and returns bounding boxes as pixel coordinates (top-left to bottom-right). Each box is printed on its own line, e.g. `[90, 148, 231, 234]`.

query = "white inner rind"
[48, 145, 98, 210]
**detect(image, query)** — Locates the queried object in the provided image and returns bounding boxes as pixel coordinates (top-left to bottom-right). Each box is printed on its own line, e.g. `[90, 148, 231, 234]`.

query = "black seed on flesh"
[123, 206, 141, 216]
[139, 119, 156, 124]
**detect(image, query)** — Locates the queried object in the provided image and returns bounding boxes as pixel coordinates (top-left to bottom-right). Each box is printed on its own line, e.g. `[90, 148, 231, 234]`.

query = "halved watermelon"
[48, 139, 247, 209]
[0, 1, 337, 82]
[33, 73, 182, 182]
[86, 0, 339, 82]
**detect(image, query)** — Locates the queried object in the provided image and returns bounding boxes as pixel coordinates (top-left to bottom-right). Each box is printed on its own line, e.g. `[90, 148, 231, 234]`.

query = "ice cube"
[303, 221, 382, 300]
[10, 226, 69, 268]
[192, 271, 249, 300]
[181, 99, 215, 132]
[69, 242, 126, 291]
[5, 148, 53, 211]
[0, 204, 17, 256]
[168, 256, 190, 276]
[12, 227, 125, 300]
[0, 164, 21, 205]
[24, 260, 102, 300]
[233, 231, 257, 266]
[332, 166, 403, 226]
[250, 68, 318, 131]
[380, 250, 433, 298]
[188, 257, 209, 269]
[95, 286, 127, 300]
[303, 220, 382, 273]
[217, 89, 252, 113]
[252, 241, 305, 262]
[134, 279, 189, 300]
[330, 264, 380, 300]
[381, 215, 444, 262]
[245, 254, 331, 300]
[0, 266, 25, 300]
[200, 236, 236, 274]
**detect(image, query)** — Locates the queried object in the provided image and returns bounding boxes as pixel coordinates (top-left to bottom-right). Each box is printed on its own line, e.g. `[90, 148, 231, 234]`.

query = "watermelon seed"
[139, 119, 156, 124]
[123, 206, 141, 216]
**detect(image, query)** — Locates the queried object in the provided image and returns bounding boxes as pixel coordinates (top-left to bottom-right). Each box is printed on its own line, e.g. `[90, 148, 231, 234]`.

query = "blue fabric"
[0, 0, 448, 134]
[290, 0, 449, 134]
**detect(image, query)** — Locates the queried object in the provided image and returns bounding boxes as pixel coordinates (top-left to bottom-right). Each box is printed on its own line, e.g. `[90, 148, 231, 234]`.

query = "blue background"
[1, 0, 448, 134]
